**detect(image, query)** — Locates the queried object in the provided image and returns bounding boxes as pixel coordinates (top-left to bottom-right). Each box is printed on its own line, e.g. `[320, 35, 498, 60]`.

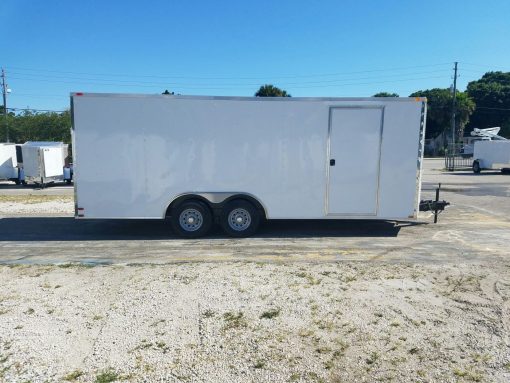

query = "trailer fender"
[164, 192, 268, 220]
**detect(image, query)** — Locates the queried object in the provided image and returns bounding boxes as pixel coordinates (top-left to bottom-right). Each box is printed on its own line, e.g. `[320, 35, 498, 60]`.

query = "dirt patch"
[1, 262, 509, 382]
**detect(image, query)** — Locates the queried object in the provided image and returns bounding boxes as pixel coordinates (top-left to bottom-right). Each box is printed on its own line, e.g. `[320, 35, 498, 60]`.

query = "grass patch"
[314, 319, 335, 330]
[366, 351, 379, 365]
[156, 341, 170, 353]
[295, 272, 321, 286]
[149, 319, 165, 327]
[315, 346, 332, 354]
[132, 339, 152, 352]
[95, 369, 118, 383]
[222, 311, 247, 331]
[63, 370, 84, 381]
[260, 308, 280, 319]
[58, 263, 95, 269]
[452, 369, 482, 382]
[202, 309, 215, 318]
[342, 275, 357, 283]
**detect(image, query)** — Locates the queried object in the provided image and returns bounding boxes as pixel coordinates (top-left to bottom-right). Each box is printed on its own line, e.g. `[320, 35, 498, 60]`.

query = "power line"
[7, 69, 452, 86]
[4, 62, 453, 81]
[7, 74, 449, 90]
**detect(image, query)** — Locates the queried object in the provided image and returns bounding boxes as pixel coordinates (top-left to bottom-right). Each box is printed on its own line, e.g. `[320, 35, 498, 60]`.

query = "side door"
[327, 106, 384, 215]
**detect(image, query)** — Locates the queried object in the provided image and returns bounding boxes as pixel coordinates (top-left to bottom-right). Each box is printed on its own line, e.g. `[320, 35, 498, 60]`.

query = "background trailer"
[21, 142, 71, 186]
[0, 143, 22, 184]
[71, 93, 426, 237]
[473, 140, 510, 173]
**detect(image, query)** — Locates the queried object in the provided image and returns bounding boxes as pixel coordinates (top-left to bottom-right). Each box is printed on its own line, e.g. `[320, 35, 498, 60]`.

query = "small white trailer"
[0, 143, 23, 184]
[71, 93, 428, 237]
[21, 142, 72, 186]
[472, 141, 510, 173]
[470, 127, 510, 173]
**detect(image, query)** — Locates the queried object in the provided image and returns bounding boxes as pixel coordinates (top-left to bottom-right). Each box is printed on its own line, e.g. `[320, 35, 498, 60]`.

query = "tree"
[409, 88, 475, 140]
[0, 110, 71, 144]
[466, 71, 510, 137]
[372, 92, 399, 97]
[255, 85, 291, 97]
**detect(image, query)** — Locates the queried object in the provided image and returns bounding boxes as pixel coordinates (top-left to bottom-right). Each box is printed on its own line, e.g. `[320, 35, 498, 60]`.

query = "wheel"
[220, 200, 260, 237]
[501, 168, 510, 174]
[170, 200, 212, 238]
[65, 179, 72, 185]
[472, 160, 481, 174]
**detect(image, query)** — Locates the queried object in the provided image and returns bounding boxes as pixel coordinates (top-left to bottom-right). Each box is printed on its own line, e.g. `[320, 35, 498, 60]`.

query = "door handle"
[330, 159, 335, 166]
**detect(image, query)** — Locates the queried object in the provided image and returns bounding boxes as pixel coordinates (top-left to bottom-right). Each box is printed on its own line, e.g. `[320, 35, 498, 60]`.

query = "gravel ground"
[1, 262, 509, 383]
[0, 195, 74, 216]
[1, 159, 509, 382]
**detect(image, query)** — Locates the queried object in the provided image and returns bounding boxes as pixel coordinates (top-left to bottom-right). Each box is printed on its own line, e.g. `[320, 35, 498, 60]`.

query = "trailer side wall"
[72, 95, 424, 220]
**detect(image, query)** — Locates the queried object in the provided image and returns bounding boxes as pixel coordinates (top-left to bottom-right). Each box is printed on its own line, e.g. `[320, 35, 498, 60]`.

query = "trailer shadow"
[0, 217, 404, 241]
[448, 171, 508, 176]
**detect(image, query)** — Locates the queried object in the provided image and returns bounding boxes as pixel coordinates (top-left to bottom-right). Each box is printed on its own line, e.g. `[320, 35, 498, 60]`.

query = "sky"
[1, 0, 510, 112]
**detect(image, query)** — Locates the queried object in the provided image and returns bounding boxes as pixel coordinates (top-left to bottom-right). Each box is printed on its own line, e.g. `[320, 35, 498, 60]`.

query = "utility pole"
[1, 68, 8, 142]
[450, 62, 458, 147]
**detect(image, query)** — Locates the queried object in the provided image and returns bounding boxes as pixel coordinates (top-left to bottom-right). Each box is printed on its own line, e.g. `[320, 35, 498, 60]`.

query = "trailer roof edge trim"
[70, 92, 425, 103]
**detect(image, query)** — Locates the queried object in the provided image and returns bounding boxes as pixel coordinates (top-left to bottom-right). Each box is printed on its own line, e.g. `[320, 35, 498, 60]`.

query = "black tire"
[170, 200, 212, 238]
[220, 200, 260, 237]
[472, 160, 481, 174]
[501, 168, 510, 174]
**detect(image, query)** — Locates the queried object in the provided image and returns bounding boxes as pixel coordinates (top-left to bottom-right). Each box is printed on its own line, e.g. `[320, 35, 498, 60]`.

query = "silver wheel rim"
[179, 208, 203, 232]
[228, 208, 251, 231]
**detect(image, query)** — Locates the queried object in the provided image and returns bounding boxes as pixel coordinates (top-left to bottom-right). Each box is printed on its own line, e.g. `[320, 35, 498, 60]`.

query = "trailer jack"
[419, 183, 449, 223]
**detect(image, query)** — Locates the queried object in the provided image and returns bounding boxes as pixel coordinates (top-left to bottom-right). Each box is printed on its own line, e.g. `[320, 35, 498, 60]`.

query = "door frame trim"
[325, 105, 385, 216]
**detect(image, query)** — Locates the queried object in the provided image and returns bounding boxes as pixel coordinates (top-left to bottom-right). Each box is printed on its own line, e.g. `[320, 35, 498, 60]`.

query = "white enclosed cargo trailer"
[472, 140, 510, 173]
[21, 142, 71, 186]
[470, 127, 510, 173]
[71, 93, 427, 237]
[0, 143, 22, 184]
